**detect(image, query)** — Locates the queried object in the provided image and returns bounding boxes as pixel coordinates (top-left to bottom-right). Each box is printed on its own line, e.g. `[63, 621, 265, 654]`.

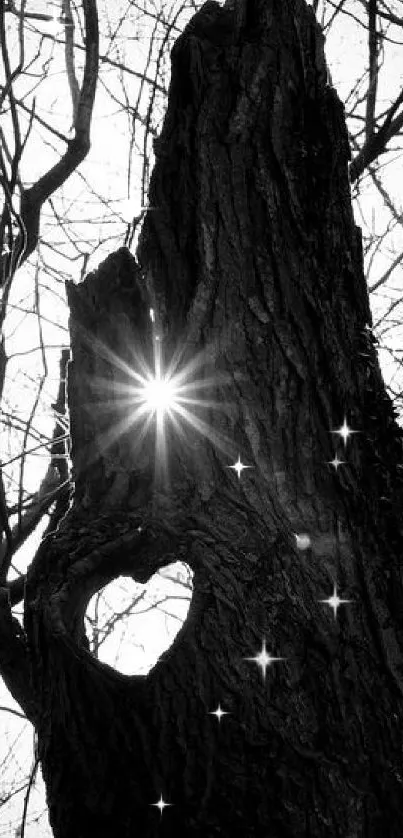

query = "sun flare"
[87, 329, 233, 481]
[142, 375, 178, 414]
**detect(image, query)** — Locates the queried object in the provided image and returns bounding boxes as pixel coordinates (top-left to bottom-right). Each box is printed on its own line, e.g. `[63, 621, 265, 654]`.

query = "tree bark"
[2, 0, 403, 835]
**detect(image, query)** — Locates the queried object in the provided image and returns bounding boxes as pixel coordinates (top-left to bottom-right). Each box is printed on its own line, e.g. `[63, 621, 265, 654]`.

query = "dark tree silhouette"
[2, 0, 403, 835]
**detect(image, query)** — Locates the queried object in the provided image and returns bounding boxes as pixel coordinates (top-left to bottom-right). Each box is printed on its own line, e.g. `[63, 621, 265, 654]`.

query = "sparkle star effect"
[328, 454, 345, 471]
[244, 638, 285, 682]
[228, 455, 252, 480]
[319, 584, 352, 620]
[209, 704, 230, 722]
[150, 795, 172, 816]
[331, 417, 359, 448]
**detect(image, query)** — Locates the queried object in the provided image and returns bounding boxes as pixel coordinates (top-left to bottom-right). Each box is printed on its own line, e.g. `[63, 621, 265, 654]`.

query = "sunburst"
[82, 320, 233, 482]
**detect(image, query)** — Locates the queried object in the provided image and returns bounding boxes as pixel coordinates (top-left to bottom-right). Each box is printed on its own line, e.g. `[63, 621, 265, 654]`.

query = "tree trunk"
[3, 0, 403, 835]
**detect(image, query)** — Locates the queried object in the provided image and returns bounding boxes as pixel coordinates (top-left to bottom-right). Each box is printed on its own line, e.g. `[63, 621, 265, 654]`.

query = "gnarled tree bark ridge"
[2, 0, 403, 835]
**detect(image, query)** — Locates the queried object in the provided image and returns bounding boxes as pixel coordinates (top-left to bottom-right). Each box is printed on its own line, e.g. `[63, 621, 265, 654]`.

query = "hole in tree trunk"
[84, 561, 193, 675]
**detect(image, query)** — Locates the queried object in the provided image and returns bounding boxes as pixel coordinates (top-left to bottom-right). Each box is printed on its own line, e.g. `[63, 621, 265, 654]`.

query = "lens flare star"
[150, 795, 172, 816]
[319, 584, 352, 620]
[331, 417, 359, 448]
[209, 704, 230, 722]
[328, 454, 345, 471]
[244, 638, 285, 682]
[228, 455, 252, 480]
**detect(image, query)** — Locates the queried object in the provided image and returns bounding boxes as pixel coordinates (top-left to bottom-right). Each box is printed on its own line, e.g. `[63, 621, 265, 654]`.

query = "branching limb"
[4, 1, 73, 26]
[0, 472, 68, 584]
[0, 587, 36, 723]
[0, 94, 69, 143]
[0, 349, 71, 589]
[350, 85, 403, 181]
[0, 0, 99, 284]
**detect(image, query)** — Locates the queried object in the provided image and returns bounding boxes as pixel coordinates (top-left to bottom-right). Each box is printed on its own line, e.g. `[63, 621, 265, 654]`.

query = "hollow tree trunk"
[2, 0, 403, 835]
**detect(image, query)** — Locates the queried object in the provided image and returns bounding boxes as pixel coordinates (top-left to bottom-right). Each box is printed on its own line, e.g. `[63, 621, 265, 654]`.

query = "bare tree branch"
[4, 1, 73, 26]
[350, 85, 403, 181]
[0, 348, 71, 590]
[377, 1, 403, 27]
[365, 0, 378, 141]
[44, 34, 167, 94]
[0, 92, 70, 143]
[0, 587, 36, 722]
[0, 703, 26, 719]
[62, 0, 80, 123]
[0, 0, 99, 285]
[19, 751, 39, 838]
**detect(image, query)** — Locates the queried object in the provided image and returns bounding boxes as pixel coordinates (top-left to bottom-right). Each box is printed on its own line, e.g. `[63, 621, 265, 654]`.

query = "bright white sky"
[1, 0, 403, 835]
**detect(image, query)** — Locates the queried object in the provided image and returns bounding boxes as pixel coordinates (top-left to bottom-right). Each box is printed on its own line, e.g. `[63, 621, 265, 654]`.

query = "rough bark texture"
[2, 0, 403, 835]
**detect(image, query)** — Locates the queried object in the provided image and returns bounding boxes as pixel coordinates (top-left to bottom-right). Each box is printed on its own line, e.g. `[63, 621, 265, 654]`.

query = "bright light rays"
[83, 328, 234, 482]
[142, 376, 177, 413]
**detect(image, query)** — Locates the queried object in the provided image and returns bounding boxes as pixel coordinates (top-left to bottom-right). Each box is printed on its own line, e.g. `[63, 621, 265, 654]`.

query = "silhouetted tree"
[2, 0, 403, 835]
